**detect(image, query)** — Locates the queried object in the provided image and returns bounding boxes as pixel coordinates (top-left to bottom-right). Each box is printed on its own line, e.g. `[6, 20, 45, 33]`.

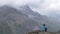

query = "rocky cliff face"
[0, 5, 60, 34]
[0, 6, 38, 34]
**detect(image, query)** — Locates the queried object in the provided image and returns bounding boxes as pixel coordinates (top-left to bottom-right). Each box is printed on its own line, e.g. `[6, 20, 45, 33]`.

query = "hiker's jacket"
[42, 26, 47, 32]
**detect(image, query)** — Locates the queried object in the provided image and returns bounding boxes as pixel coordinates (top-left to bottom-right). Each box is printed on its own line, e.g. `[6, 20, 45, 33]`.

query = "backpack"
[45, 27, 47, 32]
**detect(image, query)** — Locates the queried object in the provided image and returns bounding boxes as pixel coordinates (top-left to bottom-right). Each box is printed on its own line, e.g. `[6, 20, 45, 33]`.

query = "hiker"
[41, 24, 47, 32]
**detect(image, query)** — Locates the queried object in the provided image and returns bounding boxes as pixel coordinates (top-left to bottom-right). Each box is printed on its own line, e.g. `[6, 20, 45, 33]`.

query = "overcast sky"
[0, 0, 60, 15]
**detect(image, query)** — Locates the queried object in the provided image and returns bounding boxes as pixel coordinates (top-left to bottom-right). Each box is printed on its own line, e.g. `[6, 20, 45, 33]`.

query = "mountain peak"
[20, 5, 41, 17]
[21, 5, 31, 10]
[23, 5, 29, 8]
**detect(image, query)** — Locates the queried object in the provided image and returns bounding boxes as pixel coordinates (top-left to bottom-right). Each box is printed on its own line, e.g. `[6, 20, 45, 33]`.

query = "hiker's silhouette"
[42, 24, 47, 32]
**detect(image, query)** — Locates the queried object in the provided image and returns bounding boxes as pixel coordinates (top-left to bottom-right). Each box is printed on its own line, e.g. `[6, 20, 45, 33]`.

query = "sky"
[0, 0, 60, 16]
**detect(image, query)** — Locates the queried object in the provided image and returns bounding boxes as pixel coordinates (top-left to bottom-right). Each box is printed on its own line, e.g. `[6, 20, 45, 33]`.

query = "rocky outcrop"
[27, 30, 60, 34]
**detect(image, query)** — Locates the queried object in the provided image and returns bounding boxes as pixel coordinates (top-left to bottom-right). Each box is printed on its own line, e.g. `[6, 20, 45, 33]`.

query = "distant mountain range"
[0, 5, 60, 34]
[48, 11, 60, 19]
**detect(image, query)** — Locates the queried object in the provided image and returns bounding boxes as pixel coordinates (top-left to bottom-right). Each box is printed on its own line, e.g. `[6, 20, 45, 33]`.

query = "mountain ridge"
[0, 5, 60, 34]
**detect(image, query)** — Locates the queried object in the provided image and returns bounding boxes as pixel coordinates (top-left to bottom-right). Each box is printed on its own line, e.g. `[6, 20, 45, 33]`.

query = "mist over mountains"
[20, 5, 60, 32]
[0, 5, 60, 34]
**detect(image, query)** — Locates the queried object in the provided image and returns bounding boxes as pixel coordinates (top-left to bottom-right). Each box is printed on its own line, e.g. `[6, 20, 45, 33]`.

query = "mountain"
[0, 5, 60, 34]
[0, 6, 39, 34]
[49, 12, 60, 19]
[20, 5, 41, 16]
[20, 5, 60, 32]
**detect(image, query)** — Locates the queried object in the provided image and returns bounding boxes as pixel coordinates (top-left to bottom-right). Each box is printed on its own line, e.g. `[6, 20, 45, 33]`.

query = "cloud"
[0, 0, 41, 8]
[0, 0, 60, 15]
[31, 0, 60, 15]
